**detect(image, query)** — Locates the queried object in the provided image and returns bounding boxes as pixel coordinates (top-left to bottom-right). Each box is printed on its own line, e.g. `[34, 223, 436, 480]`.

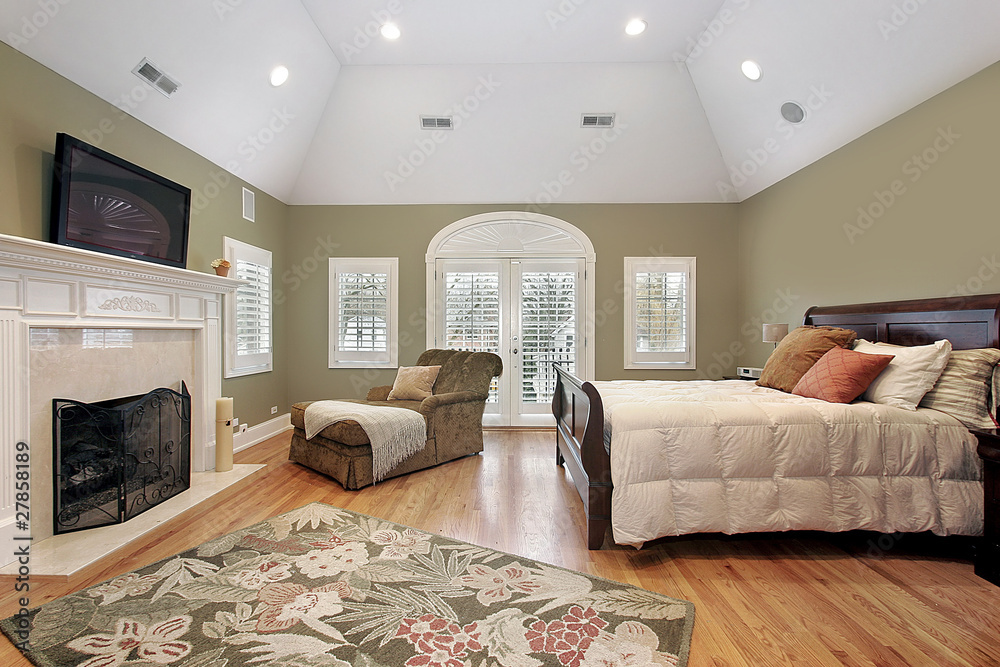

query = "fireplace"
[52, 384, 191, 534]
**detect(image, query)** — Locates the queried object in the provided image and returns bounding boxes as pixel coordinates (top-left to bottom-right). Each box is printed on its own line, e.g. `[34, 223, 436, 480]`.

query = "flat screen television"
[49, 133, 191, 269]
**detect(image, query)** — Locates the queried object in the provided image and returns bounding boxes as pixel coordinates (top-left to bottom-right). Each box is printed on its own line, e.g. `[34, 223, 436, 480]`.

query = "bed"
[553, 294, 1000, 549]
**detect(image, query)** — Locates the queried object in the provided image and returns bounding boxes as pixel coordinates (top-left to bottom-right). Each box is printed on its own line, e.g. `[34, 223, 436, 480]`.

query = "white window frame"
[224, 237, 273, 378]
[624, 256, 696, 369]
[329, 257, 398, 368]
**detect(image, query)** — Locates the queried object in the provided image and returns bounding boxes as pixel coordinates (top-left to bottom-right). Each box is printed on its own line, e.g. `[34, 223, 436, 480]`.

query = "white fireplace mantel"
[0, 233, 239, 560]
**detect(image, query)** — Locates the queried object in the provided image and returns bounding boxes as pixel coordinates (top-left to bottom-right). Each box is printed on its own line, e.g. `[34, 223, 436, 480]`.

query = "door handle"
[512, 349, 518, 355]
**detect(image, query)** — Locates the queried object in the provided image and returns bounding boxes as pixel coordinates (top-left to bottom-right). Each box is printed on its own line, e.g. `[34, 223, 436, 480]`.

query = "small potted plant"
[211, 258, 231, 277]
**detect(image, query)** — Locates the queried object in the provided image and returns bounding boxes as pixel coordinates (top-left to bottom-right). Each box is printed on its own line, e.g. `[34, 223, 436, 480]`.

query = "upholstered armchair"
[289, 349, 503, 489]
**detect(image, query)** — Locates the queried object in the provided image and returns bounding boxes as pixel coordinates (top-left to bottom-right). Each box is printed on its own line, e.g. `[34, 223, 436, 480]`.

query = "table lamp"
[762, 323, 789, 349]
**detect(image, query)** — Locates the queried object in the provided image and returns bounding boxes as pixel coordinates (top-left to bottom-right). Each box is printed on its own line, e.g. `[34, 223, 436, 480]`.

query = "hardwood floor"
[2, 430, 999, 666]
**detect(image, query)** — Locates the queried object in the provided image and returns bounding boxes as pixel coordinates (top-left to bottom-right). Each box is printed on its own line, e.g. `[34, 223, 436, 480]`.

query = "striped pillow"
[919, 348, 1000, 429]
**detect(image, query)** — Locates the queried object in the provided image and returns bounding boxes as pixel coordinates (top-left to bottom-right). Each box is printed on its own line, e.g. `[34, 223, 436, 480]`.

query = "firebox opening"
[53, 382, 191, 535]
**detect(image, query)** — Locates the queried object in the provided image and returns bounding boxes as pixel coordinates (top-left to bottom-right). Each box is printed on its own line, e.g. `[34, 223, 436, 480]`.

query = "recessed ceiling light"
[741, 60, 762, 81]
[269, 65, 289, 87]
[625, 19, 647, 36]
[380, 23, 401, 40]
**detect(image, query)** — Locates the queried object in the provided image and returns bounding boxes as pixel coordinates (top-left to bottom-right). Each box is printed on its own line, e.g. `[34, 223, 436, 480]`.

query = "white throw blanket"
[304, 401, 427, 482]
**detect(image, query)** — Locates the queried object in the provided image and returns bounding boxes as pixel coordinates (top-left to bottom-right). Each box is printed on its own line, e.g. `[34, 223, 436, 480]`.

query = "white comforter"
[593, 380, 983, 547]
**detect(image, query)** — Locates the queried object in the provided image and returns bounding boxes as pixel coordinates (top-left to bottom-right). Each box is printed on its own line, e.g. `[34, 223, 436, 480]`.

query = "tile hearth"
[0, 464, 263, 579]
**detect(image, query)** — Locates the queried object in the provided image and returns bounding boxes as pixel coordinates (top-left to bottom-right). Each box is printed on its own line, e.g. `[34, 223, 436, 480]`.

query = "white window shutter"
[329, 258, 398, 367]
[224, 237, 273, 378]
[625, 257, 696, 369]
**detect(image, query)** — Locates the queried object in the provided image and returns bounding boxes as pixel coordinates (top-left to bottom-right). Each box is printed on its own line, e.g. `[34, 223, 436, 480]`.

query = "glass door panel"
[515, 260, 581, 420]
[437, 261, 505, 418]
[436, 258, 582, 426]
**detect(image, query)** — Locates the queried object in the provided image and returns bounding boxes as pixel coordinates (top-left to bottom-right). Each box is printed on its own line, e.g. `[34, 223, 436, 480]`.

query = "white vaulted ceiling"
[2, 1, 999, 205]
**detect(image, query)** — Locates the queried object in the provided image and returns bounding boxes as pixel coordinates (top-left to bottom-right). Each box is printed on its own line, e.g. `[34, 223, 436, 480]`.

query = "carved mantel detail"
[98, 295, 162, 313]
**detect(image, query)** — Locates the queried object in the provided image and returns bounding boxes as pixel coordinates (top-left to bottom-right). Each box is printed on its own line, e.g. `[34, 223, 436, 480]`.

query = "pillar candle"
[215, 397, 234, 472]
[216, 396, 233, 421]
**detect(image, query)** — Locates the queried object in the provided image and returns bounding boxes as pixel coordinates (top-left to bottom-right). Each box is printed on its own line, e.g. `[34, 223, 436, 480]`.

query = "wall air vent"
[132, 58, 181, 98]
[581, 113, 615, 128]
[420, 116, 453, 130]
[242, 187, 255, 222]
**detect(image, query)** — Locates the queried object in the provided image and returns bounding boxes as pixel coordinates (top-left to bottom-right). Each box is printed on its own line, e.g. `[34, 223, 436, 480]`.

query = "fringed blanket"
[304, 401, 427, 482]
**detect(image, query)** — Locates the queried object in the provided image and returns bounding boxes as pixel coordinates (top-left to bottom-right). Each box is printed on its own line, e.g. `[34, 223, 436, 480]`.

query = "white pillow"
[853, 339, 952, 410]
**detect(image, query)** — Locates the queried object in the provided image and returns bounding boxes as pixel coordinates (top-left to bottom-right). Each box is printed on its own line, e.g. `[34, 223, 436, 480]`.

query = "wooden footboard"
[552, 364, 611, 549]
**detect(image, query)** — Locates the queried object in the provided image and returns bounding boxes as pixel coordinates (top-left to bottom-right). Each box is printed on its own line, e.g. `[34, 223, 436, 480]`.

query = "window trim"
[224, 236, 273, 378]
[624, 256, 696, 370]
[328, 257, 399, 368]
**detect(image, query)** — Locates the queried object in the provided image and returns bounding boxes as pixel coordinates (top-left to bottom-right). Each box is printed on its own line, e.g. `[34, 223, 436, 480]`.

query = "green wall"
[9, 34, 995, 417]
[737, 60, 1000, 369]
[286, 203, 739, 402]
[0, 43, 289, 428]
[0, 42, 743, 421]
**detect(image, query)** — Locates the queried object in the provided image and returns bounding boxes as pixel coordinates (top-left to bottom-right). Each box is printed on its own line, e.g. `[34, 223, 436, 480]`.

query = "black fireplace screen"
[52, 383, 191, 534]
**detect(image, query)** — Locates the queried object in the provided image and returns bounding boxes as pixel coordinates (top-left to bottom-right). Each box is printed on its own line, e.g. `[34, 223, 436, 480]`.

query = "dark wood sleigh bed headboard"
[803, 293, 1000, 350]
[556, 292, 1000, 549]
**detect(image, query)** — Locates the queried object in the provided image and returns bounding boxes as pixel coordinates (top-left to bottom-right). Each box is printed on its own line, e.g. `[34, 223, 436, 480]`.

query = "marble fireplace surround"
[0, 233, 244, 566]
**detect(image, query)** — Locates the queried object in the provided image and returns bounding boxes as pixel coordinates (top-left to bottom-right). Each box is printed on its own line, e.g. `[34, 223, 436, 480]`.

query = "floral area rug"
[2, 503, 695, 666]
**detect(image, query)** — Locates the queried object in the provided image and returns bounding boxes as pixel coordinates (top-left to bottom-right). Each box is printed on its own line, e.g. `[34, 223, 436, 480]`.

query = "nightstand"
[971, 428, 1000, 586]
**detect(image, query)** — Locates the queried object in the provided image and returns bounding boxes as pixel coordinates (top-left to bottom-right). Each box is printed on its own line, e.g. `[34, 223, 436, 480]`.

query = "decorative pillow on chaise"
[792, 346, 894, 403]
[387, 365, 441, 401]
[853, 339, 951, 410]
[919, 347, 1000, 428]
[756, 325, 858, 393]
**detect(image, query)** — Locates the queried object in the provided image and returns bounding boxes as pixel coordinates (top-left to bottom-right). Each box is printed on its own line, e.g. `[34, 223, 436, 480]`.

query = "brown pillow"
[792, 346, 894, 403]
[756, 325, 858, 393]
[387, 365, 441, 401]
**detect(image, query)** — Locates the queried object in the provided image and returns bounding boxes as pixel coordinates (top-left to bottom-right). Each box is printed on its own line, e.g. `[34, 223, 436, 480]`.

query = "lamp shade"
[762, 323, 789, 344]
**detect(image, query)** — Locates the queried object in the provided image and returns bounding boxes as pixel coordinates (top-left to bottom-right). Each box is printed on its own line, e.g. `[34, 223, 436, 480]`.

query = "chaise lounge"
[288, 349, 503, 489]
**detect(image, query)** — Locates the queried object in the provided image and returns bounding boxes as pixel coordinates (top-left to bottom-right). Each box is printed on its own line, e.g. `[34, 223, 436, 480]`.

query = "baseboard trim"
[206, 413, 291, 468]
[483, 426, 556, 432]
[234, 412, 292, 453]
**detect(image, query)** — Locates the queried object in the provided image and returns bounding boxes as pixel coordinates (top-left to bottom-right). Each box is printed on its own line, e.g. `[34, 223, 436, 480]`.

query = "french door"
[435, 258, 583, 426]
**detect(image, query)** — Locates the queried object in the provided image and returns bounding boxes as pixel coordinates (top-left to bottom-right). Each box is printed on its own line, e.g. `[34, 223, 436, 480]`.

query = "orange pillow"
[757, 326, 858, 393]
[792, 346, 894, 403]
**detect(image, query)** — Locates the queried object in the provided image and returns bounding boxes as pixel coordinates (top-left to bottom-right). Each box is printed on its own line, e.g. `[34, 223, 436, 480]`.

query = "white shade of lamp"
[762, 323, 789, 348]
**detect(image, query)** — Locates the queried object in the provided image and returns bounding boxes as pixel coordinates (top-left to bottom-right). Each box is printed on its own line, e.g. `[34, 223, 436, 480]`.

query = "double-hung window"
[224, 237, 272, 377]
[624, 256, 696, 369]
[329, 257, 398, 367]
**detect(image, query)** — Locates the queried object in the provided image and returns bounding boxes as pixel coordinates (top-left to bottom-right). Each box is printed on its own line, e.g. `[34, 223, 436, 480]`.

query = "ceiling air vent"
[581, 113, 615, 128]
[420, 116, 453, 130]
[132, 58, 181, 98]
